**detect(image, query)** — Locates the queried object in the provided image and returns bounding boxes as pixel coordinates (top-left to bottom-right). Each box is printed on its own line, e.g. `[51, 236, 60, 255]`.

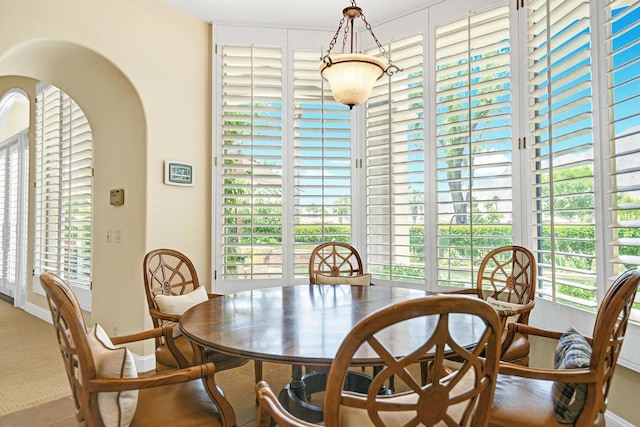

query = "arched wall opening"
[0, 40, 149, 354]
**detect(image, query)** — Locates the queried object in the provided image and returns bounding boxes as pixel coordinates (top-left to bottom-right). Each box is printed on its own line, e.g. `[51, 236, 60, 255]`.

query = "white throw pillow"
[315, 273, 371, 286]
[154, 286, 209, 336]
[88, 324, 138, 427]
[485, 296, 522, 326]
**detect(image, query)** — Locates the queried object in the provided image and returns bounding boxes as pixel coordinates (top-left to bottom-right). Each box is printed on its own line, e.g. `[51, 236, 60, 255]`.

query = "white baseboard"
[605, 411, 634, 427]
[25, 301, 53, 323]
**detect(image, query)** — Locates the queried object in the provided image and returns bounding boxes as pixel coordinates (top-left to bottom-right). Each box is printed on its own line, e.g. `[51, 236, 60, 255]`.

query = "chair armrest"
[207, 293, 224, 299]
[88, 362, 217, 393]
[256, 381, 317, 427]
[495, 300, 535, 319]
[501, 322, 595, 360]
[498, 361, 598, 384]
[149, 308, 181, 323]
[111, 325, 190, 368]
[441, 288, 479, 296]
[110, 326, 167, 345]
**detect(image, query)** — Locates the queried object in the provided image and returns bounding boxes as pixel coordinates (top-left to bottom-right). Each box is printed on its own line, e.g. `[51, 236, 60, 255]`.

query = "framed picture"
[164, 161, 195, 186]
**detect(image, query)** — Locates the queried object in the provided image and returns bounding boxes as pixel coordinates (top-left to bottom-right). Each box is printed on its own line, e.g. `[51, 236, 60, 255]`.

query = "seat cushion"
[486, 296, 522, 325]
[500, 331, 530, 365]
[552, 327, 591, 423]
[315, 273, 371, 285]
[490, 374, 604, 427]
[88, 324, 138, 427]
[341, 367, 478, 426]
[131, 379, 223, 426]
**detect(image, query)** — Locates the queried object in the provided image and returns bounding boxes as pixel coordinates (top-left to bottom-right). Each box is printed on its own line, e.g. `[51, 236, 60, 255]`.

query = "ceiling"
[160, 0, 439, 30]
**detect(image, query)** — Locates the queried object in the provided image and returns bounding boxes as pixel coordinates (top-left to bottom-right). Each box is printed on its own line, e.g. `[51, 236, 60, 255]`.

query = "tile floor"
[0, 361, 294, 427]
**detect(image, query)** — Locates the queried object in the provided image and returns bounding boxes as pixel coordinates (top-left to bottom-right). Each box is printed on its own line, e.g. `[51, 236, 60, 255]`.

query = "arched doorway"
[0, 90, 29, 306]
[0, 40, 147, 323]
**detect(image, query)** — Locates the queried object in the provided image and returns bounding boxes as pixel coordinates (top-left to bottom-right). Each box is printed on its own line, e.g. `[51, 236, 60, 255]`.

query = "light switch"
[110, 189, 124, 206]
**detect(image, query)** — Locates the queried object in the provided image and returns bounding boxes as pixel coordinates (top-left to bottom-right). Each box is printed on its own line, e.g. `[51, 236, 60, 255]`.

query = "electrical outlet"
[112, 324, 118, 336]
[114, 229, 122, 243]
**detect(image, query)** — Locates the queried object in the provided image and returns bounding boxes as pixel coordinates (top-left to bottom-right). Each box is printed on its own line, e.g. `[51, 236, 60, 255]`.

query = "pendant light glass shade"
[319, 1, 401, 109]
[319, 53, 386, 108]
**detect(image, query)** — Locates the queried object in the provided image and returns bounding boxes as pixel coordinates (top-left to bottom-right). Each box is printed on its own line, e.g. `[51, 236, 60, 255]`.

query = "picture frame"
[164, 161, 195, 186]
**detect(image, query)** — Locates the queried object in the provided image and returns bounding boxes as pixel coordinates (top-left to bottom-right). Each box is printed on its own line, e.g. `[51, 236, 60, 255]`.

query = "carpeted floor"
[0, 300, 71, 417]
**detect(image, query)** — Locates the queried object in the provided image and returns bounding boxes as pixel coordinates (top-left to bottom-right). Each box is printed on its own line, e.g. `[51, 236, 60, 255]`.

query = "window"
[606, 0, 640, 319]
[0, 129, 28, 297]
[434, 5, 513, 288]
[213, 0, 640, 369]
[365, 33, 425, 283]
[293, 50, 353, 277]
[34, 84, 93, 288]
[528, 0, 596, 309]
[218, 44, 284, 280]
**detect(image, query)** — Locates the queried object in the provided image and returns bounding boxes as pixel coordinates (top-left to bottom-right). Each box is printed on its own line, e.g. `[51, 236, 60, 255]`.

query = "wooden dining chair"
[307, 242, 374, 381]
[446, 245, 537, 366]
[40, 272, 236, 427]
[143, 248, 262, 382]
[489, 267, 640, 426]
[308, 242, 366, 284]
[256, 294, 502, 427]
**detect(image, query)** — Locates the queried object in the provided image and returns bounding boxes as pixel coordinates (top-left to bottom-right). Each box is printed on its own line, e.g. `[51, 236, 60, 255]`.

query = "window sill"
[32, 274, 92, 312]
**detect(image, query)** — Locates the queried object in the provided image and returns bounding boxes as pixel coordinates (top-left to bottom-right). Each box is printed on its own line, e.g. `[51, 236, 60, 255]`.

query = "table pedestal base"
[277, 368, 373, 423]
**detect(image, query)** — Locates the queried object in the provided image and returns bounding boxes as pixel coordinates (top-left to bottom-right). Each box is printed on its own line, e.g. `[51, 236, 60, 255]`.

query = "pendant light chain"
[319, 0, 403, 108]
[321, 1, 402, 76]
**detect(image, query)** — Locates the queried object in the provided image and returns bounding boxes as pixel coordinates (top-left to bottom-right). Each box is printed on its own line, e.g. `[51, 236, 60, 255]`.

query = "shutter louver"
[34, 84, 93, 288]
[220, 45, 283, 279]
[365, 34, 425, 283]
[605, 0, 640, 319]
[528, 0, 596, 309]
[435, 5, 513, 288]
[292, 50, 352, 277]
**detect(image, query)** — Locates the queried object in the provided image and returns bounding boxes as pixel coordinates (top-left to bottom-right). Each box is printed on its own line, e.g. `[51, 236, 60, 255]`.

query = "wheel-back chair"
[143, 248, 261, 382]
[256, 295, 503, 427]
[40, 272, 236, 427]
[490, 268, 640, 426]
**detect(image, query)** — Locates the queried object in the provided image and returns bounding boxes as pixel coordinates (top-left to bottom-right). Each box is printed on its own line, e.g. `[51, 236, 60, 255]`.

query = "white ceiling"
[161, 0, 438, 30]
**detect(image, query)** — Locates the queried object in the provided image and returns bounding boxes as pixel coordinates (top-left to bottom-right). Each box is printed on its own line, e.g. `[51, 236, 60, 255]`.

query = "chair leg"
[255, 360, 263, 382]
[421, 361, 428, 385]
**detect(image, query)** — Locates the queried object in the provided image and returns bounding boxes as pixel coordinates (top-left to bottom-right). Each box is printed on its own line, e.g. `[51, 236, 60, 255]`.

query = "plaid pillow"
[552, 327, 591, 423]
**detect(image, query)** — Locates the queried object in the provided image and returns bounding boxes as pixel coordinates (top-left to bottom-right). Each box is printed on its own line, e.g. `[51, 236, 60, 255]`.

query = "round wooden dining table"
[180, 284, 485, 423]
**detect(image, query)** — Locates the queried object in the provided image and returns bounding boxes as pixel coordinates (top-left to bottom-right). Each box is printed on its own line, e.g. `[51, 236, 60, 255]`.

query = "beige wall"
[0, 89, 29, 141]
[0, 0, 211, 355]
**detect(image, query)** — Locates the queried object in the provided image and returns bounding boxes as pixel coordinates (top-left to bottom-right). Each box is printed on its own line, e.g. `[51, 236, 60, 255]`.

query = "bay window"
[212, 0, 640, 338]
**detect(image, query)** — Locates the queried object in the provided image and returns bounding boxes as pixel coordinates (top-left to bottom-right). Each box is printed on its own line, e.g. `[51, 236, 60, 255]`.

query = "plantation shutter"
[605, 0, 640, 319]
[219, 44, 283, 279]
[435, 5, 513, 288]
[0, 131, 27, 292]
[292, 50, 352, 277]
[528, 0, 596, 309]
[365, 33, 425, 283]
[34, 84, 93, 288]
